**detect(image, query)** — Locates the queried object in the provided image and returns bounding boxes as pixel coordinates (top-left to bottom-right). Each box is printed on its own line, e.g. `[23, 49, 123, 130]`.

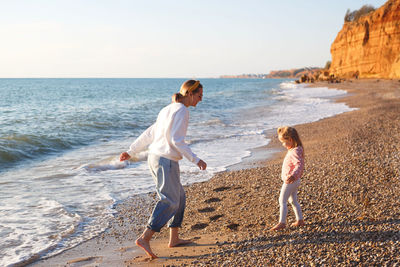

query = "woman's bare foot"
[135, 237, 158, 259]
[270, 223, 286, 231]
[168, 227, 192, 247]
[168, 238, 192, 248]
[291, 220, 305, 227]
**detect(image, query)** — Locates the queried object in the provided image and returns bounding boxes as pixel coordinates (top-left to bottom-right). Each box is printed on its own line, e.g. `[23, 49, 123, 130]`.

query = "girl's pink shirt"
[281, 146, 304, 182]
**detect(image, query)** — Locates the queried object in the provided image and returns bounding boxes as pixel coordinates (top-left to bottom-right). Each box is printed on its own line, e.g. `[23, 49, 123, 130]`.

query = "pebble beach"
[33, 79, 400, 266]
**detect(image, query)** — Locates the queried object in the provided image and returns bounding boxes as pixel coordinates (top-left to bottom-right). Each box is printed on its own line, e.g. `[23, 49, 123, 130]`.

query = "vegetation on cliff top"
[344, 4, 376, 22]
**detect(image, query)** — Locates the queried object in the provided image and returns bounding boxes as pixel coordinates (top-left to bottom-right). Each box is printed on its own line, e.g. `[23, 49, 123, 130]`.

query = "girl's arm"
[286, 175, 296, 184]
[285, 147, 304, 183]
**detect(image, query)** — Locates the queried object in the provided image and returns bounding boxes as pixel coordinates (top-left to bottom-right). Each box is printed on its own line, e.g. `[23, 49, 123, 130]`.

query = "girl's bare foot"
[168, 238, 192, 248]
[270, 223, 286, 231]
[291, 220, 305, 227]
[135, 237, 158, 259]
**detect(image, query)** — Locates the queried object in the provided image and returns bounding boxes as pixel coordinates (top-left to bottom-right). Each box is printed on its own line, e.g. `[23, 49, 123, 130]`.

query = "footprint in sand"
[198, 207, 215, 213]
[213, 186, 230, 192]
[66, 256, 103, 266]
[204, 197, 221, 203]
[209, 214, 224, 221]
[126, 255, 160, 264]
[226, 223, 240, 230]
[191, 223, 209, 230]
[117, 246, 136, 253]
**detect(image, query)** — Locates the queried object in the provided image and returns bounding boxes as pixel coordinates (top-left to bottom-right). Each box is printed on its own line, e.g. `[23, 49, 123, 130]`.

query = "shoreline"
[31, 79, 400, 266]
[29, 124, 282, 267]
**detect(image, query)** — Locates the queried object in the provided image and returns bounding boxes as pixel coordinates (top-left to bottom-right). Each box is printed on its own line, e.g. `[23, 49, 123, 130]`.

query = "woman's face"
[190, 88, 203, 107]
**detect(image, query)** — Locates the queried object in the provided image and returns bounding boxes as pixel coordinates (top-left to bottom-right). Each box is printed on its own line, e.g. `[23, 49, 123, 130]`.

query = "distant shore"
[219, 67, 322, 79]
[33, 79, 400, 266]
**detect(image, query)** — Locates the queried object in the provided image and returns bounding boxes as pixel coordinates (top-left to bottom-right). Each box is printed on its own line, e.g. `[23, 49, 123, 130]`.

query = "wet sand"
[32, 79, 400, 266]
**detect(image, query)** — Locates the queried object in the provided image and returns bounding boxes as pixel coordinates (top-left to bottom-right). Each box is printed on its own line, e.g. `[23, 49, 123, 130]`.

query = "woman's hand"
[197, 159, 207, 170]
[119, 152, 131, 162]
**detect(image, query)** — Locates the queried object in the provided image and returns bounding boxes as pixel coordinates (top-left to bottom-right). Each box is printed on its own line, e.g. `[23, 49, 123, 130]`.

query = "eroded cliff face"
[330, 0, 400, 79]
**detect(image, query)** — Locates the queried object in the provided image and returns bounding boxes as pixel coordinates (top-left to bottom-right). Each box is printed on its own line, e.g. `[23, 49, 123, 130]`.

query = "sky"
[0, 0, 388, 78]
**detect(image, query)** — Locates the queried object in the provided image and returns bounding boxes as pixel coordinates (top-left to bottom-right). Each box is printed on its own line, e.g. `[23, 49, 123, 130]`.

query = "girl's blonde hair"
[277, 126, 303, 150]
[172, 80, 202, 103]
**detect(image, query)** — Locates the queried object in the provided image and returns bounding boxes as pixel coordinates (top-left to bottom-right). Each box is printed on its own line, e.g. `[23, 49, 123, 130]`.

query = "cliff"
[330, 0, 400, 79]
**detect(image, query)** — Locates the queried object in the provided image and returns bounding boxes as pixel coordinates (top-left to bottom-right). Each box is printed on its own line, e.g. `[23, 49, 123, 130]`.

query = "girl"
[270, 126, 305, 231]
[119, 80, 207, 258]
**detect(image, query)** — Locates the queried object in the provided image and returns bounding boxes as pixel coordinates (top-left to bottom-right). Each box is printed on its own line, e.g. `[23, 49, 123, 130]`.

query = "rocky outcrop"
[266, 67, 321, 79]
[294, 70, 342, 84]
[330, 0, 400, 79]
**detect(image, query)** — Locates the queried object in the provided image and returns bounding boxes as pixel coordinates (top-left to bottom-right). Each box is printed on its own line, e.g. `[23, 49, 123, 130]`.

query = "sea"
[0, 78, 355, 266]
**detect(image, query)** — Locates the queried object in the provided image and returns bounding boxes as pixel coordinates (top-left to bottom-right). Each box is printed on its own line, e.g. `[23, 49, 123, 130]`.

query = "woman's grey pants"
[147, 154, 186, 232]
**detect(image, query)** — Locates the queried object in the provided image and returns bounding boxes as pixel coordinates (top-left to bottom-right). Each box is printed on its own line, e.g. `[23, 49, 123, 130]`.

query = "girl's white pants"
[279, 178, 303, 223]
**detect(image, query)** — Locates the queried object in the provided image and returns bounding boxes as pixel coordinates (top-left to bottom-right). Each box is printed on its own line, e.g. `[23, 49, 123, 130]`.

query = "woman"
[119, 80, 207, 258]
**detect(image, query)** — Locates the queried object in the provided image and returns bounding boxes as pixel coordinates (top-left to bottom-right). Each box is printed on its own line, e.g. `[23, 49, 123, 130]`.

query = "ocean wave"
[279, 81, 305, 89]
[79, 157, 129, 172]
[187, 130, 265, 146]
[186, 137, 220, 145]
[0, 197, 82, 267]
[79, 152, 148, 172]
[192, 117, 228, 127]
[0, 134, 75, 171]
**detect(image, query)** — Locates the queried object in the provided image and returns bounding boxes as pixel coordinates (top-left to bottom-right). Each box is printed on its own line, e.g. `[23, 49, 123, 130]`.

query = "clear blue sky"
[0, 0, 387, 78]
